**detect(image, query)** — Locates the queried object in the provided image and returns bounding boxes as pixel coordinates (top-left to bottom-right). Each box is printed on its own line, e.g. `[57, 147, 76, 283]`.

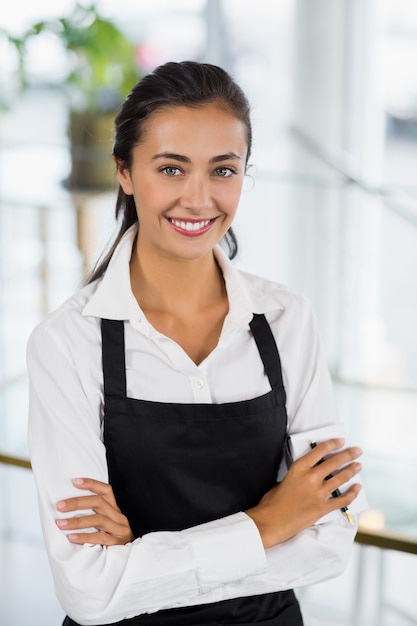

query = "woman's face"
[117, 104, 248, 263]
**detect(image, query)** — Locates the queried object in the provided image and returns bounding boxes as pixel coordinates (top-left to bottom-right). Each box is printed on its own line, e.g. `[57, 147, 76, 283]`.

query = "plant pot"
[69, 111, 116, 189]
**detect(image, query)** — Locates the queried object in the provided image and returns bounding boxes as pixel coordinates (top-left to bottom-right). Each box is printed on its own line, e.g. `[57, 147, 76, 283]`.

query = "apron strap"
[101, 319, 127, 398]
[101, 314, 284, 399]
[249, 313, 285, 393]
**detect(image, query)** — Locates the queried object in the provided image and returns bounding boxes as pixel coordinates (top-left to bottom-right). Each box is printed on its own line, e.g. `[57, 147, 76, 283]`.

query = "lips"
[167, 217, 215, 236]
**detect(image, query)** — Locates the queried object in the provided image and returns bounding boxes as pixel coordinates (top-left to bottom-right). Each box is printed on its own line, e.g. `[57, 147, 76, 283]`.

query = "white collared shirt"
[27, 225, 356, 625]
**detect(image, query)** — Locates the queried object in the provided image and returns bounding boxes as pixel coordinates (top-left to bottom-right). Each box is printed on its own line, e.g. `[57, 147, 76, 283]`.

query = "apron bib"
[63, 314, 303, 626]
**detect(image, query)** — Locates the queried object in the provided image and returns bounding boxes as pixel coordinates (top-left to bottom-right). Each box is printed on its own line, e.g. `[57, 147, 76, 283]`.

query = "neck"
[130, 243, 226, 315]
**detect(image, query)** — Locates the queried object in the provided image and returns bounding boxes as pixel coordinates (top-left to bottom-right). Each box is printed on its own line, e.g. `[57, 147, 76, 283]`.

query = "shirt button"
[193, 378, 205, 390]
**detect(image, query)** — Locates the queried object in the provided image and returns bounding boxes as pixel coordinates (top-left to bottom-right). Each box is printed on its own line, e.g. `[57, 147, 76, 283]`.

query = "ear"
[115, 157, 134, 195]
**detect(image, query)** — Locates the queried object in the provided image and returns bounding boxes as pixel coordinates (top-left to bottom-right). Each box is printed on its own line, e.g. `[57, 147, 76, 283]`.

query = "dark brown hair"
[87, 61, 252, 283]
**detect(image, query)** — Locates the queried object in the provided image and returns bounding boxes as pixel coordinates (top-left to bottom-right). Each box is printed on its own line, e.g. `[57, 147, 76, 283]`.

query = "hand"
[246, 438, 362, 548]
[56, 478, 134, 546]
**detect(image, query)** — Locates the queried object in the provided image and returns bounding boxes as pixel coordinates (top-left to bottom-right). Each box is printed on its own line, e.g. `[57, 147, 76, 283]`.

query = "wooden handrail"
[356, 526, 417, 555]
[0, 453, 31, 470]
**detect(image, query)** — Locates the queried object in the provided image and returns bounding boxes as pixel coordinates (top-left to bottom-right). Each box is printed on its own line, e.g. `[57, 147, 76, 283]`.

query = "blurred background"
[0, 1, 416, 624]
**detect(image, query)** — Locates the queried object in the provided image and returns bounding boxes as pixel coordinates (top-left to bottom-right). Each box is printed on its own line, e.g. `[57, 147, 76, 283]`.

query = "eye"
[214, 167, 235, 177]
[161, 166, 182, 176]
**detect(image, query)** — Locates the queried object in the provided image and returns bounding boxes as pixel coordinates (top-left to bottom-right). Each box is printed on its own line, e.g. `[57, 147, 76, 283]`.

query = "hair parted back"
[86, 61, 252, 284]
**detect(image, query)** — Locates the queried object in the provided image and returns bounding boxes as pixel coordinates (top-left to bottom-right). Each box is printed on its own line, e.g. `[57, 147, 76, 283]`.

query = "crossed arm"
[55, 438, 362, 549]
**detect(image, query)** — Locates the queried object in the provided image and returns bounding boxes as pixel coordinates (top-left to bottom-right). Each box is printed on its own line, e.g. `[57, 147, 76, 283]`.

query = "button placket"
[189, 373, 211, 402]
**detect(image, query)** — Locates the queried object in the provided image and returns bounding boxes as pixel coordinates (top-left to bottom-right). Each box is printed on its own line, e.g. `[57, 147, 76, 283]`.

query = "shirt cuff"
[182, 512, 267, 594]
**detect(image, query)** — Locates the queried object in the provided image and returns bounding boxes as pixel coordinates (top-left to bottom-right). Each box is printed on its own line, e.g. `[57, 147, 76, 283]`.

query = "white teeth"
[170, 219, 211, 232]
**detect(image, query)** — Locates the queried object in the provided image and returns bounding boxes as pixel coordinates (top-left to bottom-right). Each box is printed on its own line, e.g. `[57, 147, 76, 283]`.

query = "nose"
[179, 173, 213, 213]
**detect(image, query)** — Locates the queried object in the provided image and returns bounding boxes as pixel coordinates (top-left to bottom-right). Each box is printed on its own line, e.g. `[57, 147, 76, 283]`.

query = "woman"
[28, 61, 363, 626]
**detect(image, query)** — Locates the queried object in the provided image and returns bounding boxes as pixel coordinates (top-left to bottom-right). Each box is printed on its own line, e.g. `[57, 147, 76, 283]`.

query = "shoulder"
[237, 268, 314, 321]
[27, 281, 102, 361]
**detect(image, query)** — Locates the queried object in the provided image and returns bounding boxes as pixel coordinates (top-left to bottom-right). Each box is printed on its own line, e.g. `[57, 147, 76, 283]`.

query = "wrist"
[245, 507, 275, 549]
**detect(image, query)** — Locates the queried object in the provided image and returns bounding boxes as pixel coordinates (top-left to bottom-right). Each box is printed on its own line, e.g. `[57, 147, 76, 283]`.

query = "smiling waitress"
[27, 61, 363, 626]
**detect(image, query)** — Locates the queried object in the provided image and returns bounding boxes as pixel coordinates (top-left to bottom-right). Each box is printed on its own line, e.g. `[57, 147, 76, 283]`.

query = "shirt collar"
[82, 224, 139, 321]
[214, 246, 285, 329]
[82, 224, 285, 326]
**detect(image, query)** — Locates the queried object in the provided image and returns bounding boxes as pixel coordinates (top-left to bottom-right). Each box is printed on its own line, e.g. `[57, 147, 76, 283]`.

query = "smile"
[168, 218, 215, 235]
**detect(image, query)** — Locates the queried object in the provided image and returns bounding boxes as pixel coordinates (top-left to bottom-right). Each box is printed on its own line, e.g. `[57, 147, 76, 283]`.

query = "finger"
[67, 530, 129, 547]
[318, 446, 363, 478]
[324, 483, 362, 513]
[57, 494, 121, 520]
[57, 494, 106, 512]
[56, 512, 129, 536]
[325, 462, 362, 491]
[72, 478, 119, 507]
[305, 438, 345, 467]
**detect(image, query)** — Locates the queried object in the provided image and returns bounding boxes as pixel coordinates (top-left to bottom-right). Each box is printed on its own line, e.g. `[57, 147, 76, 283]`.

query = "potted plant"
[3, 3, 141, 188]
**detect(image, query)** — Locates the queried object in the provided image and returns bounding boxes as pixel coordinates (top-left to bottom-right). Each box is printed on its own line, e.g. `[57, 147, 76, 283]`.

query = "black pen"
[309, 440, 354, 525]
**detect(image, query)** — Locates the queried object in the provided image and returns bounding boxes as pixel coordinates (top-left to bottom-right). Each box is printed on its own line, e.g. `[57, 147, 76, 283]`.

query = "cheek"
[137, 186, 170, 212]
[125, 174, 160, 209]
[224, 183, 244, 214]
[134, 186, 173, 224]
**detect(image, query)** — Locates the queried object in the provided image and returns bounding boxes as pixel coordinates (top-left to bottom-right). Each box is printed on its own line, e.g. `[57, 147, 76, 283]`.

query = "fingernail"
[68, 534, 79, 541]
[56, 500, 67, 510]
[56, 519, 68, 527]
[73, 478, 84, 485]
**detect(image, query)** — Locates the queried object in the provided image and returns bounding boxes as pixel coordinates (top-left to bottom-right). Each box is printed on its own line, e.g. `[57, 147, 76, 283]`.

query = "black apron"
[63, 313, 303, 626]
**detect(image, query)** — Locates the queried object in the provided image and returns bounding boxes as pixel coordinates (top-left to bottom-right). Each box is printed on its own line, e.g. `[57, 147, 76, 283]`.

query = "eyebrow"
[151, 152, 242, 164]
